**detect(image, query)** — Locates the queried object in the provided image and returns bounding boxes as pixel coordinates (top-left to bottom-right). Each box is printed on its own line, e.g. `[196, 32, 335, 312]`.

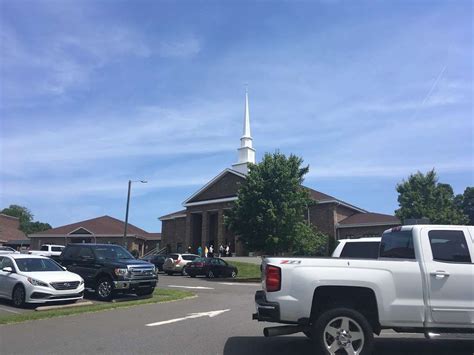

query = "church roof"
[159, 210, 187, 221]
[30, 215, 156, 238]
[305, 187, 367, 213]
[338, 212, 400, 227]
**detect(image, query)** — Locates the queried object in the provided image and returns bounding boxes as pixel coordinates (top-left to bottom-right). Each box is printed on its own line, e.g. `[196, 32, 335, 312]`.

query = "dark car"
[140, 254, 166, 272]
[185, 257, 238, 279]
[60, 244, 158, 301]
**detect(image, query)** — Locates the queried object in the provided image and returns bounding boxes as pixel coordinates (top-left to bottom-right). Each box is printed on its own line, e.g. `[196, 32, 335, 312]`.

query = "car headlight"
[114, 268, 128, 276]
[27, 277, 49, 287]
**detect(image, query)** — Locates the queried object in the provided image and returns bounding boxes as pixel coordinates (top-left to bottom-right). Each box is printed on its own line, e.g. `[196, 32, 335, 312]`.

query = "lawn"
[0, 288, 194, 325]
[227, 261, 262, 280]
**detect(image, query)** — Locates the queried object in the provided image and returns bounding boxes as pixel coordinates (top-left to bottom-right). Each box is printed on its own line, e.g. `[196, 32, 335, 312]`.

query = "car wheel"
[189, 274, 196, 278]
[231, 270, 237, 279]
[166, 271, 173, 276]
[96, 277, 114, 301]
[312, 307, 374, 355]
[12, 285, 26, 308]
[206, 270, 214, 278]
[136, 287, 154, 296]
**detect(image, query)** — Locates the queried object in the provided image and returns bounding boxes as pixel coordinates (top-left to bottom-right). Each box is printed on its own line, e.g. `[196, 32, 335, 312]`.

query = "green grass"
[227, 261, 262, 280]
[0, 288, 194, 325]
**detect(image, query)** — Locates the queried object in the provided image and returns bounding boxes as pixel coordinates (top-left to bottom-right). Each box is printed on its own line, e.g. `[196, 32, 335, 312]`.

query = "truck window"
[340, 242, 380, 259]
[40, 245, 49, 251]
[428, 230, 472, 263]
[380, 230, 415, 259]
[51, 246, 64, 252]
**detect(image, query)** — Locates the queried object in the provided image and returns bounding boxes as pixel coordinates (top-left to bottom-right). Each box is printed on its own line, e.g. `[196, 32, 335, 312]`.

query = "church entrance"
[191, 213, 202, 251]
[208, 212, 218, 252]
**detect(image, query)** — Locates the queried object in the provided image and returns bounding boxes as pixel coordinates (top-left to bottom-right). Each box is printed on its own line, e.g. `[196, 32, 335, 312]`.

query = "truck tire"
[311, 307, 374, 355]
[96, 277, 114, 301]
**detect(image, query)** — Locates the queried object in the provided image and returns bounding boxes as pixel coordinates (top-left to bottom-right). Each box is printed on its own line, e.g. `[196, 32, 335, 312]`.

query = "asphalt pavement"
[1, 273, 473, 355]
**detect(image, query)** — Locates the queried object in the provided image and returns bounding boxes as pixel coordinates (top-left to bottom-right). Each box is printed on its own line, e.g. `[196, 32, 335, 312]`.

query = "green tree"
[395, 170, 468, 225]
[1, 205, 33, 226]
[225, 152, 326, 255]
[22, 221, 52, 235]
[1, 204, 51, 234]
[454, 187, 474, 225]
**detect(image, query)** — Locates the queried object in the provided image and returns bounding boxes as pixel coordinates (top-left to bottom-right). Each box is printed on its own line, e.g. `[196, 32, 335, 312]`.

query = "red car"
[185, 257, 238, 279]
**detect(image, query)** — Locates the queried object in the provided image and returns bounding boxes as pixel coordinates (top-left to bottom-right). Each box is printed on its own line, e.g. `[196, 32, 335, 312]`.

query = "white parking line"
[167, 285, 214, 290]
[0, 306, 21, 314]
[219, 282, 260, 286]
[146, 309, 230, 327]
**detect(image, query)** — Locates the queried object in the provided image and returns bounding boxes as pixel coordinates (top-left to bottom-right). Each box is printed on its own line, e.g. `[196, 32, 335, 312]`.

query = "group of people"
[193, 244, 231, 258]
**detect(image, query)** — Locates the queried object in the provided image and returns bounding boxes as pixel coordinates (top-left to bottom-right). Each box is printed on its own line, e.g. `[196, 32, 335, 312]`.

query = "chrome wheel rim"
[13, 287, 24, 306]
[231, 271, 237, 278]
[323, 316, 364, 355]
[208, 271, 214, 278]
[98, 281, 112, 298]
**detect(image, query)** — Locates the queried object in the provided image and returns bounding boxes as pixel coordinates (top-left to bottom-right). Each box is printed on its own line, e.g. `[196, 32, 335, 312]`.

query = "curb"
[35, 301, 94, 312]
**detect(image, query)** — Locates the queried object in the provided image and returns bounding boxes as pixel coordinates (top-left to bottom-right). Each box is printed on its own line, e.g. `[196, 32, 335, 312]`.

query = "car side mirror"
[2, 266, 13, 273]
[62, 266, 67, 271]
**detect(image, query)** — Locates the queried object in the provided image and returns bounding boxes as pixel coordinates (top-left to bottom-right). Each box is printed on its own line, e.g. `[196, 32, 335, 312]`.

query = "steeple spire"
[232, 88, 256, 174]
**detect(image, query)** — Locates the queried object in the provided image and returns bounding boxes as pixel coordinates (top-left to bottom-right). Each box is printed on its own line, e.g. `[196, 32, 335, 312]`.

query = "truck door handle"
[431, 271, 450, 279]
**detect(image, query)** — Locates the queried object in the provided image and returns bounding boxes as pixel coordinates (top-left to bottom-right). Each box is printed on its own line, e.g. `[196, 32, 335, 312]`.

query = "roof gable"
[69, 227, 93, 235]
[183, 169, 246, 206]
[32, 215, 149, 236]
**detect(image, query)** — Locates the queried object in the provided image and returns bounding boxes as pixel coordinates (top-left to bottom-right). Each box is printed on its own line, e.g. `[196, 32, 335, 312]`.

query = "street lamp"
[123, 180, 147, 248]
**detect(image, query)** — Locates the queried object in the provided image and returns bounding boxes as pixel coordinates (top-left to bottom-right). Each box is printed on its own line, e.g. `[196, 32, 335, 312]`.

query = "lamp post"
[123, 180, 147, 249]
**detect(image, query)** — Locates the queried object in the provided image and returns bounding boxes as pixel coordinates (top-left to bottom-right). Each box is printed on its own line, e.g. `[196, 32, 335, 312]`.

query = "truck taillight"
[265, 265, 281, 292]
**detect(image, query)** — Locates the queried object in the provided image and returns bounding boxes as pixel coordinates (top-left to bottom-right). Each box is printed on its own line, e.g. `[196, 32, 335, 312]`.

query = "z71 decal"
[280, 260, 301, 264]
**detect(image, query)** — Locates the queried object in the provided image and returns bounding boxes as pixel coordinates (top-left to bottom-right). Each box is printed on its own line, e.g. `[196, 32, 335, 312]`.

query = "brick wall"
[309, 203, 337, 238]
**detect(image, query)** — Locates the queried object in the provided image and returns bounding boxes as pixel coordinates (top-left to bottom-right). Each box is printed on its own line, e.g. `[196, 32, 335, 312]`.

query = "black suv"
[60, 244, 158, 301]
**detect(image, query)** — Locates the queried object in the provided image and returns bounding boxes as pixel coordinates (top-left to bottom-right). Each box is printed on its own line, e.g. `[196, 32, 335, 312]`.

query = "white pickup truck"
[28, 244, 65, 259]
[253, 225, 474, 355]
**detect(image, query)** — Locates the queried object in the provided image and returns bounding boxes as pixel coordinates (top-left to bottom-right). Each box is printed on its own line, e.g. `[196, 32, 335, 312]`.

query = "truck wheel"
[312, 308, 373, 355]
[12, 285, 26, 308]
[96, 277, 114, 301]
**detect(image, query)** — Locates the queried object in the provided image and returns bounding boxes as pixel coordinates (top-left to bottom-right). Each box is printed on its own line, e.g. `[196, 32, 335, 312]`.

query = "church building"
[159, 92, 400, 255]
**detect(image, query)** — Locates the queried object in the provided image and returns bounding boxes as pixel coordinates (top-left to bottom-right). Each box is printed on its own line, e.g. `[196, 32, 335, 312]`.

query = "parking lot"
[1, 271, 473, 355]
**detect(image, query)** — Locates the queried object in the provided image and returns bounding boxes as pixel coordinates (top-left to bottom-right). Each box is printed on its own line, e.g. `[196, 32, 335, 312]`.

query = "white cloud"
[158, 36, 201, 58]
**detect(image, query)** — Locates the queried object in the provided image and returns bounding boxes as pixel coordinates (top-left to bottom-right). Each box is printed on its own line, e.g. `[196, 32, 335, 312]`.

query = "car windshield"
[93, 246, 134, 260]
[15, 258, 64, 272]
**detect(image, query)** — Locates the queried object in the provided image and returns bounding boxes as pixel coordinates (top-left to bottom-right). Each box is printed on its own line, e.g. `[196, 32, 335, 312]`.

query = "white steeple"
[232, 89, 256, 174]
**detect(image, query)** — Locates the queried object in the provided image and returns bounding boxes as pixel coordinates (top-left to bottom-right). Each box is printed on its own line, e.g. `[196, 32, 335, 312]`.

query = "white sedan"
[0, 254, 84, 307]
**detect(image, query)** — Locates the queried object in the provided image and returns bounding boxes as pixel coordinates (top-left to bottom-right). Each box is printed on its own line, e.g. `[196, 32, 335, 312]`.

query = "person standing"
[219, 244, 224, 257]
[204, 245, 208, 258]
[197, 245, 203, 257]
[209, 245, 214, 257]
[225, 245, 230, 257]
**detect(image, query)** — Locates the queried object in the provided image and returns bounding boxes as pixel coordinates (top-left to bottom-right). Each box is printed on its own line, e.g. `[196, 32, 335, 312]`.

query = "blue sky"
[1, 0, 472, 232]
